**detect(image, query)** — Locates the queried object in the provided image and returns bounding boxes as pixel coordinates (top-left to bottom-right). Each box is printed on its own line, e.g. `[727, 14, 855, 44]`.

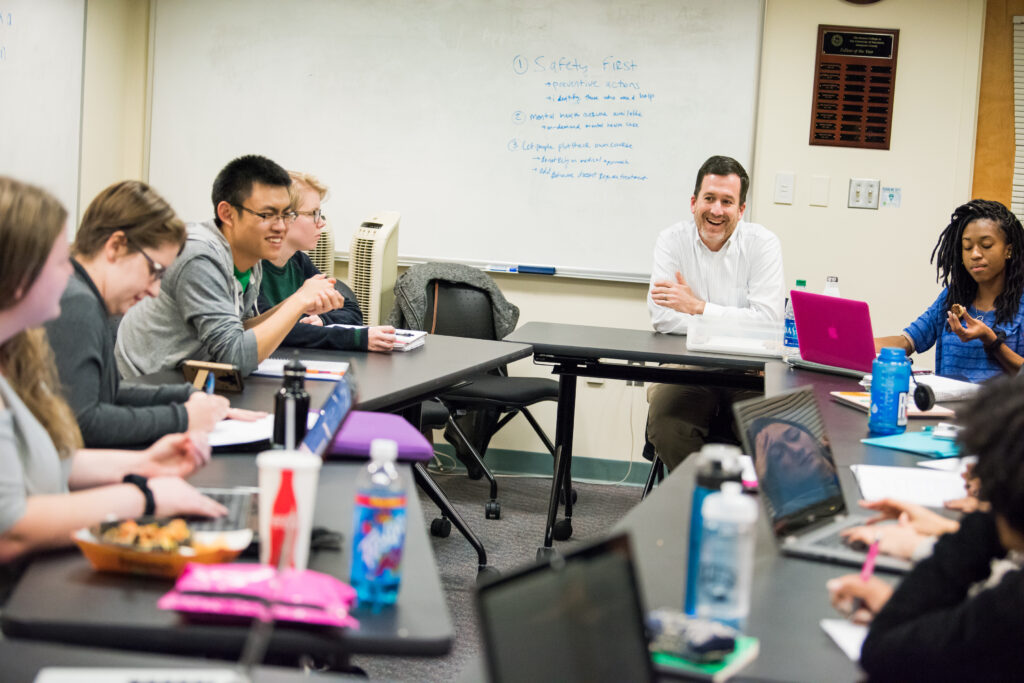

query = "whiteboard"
[150, 0, 763, 281]
[0, 0, 85, 224]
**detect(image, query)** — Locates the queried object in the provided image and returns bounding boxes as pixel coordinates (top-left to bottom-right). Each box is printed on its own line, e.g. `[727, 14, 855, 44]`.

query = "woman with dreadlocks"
[875, 199, 1024, 382]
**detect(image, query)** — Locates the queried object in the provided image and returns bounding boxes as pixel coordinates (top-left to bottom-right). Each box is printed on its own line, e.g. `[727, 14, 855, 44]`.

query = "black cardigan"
[861, 511, 1024, 681]
[43, 260, 193, 448]
[256, 251, 370, 351]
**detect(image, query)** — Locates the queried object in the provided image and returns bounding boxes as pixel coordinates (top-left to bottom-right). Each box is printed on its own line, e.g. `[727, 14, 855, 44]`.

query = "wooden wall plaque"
[809, 25, 899, 150]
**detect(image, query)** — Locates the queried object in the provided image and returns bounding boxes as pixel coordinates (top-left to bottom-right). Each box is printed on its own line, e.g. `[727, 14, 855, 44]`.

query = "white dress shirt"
[648, 217, 785, 335]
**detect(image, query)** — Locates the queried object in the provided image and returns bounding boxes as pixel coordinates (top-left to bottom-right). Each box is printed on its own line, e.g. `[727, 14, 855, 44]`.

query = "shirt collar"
[71, 258, 105, 307]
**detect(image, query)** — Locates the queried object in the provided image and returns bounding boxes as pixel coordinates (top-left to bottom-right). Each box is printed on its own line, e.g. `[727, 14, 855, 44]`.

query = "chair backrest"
[424, 280, 497, 340]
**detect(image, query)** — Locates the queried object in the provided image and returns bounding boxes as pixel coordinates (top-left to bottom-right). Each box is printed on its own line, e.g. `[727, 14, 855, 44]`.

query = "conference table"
[504, 322, 767, 556]
[616, 360, 958, 682]
[1, 333, 532, 670]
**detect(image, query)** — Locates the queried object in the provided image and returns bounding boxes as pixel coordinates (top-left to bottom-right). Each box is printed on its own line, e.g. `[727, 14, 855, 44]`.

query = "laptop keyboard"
[810, 524, 867, 551]
[188, 488, 257, 532]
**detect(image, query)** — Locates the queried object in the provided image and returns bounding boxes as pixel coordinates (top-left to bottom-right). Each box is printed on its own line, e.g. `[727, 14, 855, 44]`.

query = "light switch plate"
[774, 172, 795, 205]
[810, 175, 830, 207]
[848, 178, 880, 209]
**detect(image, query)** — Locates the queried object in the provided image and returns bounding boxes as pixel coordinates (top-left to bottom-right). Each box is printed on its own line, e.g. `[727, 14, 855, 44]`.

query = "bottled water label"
[784, 317, 799, 348]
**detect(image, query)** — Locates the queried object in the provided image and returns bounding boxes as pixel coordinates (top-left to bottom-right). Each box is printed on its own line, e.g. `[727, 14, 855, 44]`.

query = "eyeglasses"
[295, 209, 326, 225]
[232, 203, 298, 226]
[124, 234, 166, 282]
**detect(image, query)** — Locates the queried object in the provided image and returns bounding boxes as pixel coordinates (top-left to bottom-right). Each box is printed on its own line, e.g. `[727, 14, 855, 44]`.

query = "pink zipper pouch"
[158, 562, 358, 629]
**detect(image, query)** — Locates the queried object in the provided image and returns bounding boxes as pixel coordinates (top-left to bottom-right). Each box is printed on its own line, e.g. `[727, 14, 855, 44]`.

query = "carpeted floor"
[350, 468, 643, 681]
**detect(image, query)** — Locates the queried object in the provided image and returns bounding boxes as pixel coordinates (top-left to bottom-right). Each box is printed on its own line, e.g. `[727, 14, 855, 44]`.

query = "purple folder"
[327, 410, 434, 462]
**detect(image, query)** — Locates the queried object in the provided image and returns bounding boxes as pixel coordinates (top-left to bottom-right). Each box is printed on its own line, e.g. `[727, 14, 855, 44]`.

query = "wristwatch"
[123, 474, 155, 516]
[984, 330, 1006, 354]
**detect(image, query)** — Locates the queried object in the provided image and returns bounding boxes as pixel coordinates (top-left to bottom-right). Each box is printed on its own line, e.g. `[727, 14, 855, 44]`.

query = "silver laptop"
[732, 387, 910, 574]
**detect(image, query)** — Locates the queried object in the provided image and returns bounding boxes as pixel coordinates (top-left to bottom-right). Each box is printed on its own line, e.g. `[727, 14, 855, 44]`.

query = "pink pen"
[850, 535, 881, 617]
[860, 536, 881, 582]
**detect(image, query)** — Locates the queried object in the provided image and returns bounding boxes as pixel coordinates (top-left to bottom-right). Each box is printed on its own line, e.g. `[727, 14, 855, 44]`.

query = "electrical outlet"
[848, 178, 880, 209]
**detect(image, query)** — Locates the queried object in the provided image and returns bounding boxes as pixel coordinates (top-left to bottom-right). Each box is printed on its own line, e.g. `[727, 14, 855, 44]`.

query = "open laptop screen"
[299, 378, 354, 458]
[733, 388, 845, 535]
[476, 534, 654, 683]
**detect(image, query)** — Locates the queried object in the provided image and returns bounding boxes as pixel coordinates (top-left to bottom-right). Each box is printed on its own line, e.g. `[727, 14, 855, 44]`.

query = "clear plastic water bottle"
[696, 482, 758, 632]
[823, 275, 841, 297]
[350, 439, 407, 609]
[685, 444, 742, 615]
[783, 279, 807, 350]
[869, 347, 911, 435]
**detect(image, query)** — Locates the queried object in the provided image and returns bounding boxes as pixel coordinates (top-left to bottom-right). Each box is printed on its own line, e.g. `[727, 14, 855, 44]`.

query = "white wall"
[752, 0, 984, 360]
[79, 0, 149, 221]
[80, 0, 985, 464]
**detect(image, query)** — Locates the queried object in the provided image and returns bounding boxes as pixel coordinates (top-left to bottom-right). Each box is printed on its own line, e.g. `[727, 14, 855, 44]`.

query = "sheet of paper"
[820, 619, 867, 661]
[208, 413, 318, 447]
[917, 455, 976, 472]
[850, 464, 967, 507]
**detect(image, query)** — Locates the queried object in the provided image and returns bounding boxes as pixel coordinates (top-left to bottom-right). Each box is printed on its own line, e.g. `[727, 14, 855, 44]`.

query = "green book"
[651, 636, 760, 681]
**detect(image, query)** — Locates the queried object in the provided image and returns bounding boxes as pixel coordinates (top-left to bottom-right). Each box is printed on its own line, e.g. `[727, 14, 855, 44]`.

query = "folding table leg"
[412, 462, 493, 574]
[539, 373, 577, 559]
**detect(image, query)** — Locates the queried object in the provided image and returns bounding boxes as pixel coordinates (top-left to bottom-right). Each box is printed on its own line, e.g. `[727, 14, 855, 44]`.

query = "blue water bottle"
[350, 439, 407, 609]
[684, 444, 742, 615]
[869, 347, 911, 435]
[783, 279, 807, 351]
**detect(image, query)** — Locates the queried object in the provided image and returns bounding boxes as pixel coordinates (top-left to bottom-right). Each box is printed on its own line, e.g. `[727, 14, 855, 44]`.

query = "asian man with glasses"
[116, 155, 345, 378]
[256, 171, 398, 353]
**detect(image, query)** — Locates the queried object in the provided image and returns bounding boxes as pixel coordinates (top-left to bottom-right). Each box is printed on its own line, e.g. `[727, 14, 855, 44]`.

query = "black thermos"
[273, 356, 310, 448]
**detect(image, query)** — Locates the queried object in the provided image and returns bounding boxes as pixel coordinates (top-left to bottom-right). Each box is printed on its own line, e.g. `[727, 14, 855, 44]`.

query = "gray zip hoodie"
[115, 219, 261, 377]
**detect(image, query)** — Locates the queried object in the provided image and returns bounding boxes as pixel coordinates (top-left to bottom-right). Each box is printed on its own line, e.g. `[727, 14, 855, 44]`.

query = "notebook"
[326, 324, 427, 352]
[732, 387, 910, 574]
[789, 290, 877, 375]
[476, 534, 656, 683]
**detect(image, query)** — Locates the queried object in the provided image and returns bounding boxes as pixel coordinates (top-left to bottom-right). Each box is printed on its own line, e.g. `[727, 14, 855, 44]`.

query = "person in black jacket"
[256, 171, 395, 352]
[44, 181, 261, 448]
[827, 374, 1024, 681]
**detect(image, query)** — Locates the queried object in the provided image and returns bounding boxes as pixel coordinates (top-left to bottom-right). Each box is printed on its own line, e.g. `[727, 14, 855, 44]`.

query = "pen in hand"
[850, 535, 881, 618]
[204, 371, 216, 395]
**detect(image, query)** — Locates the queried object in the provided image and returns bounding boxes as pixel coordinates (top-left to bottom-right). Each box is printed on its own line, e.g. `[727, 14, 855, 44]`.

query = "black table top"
[0, 639, 361, 683]
[505, 321, 767, 370]
[138, 334, 533, 413]
[1, 456, 451, 662]
[0, 336, 533, 664]
[616, 360, 957, 682]
[283, 334, 532, 411]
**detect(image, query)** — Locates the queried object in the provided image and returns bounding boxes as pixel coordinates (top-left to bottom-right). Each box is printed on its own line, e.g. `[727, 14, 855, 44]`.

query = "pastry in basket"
[100, 518, 192, 552]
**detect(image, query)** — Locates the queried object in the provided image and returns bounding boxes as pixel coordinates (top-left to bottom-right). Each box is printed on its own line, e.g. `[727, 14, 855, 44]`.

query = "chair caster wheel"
[536, 546, 558, 562]
[552, 518, 573, 541]
[477, 565, 501, 585]
[558, 488, 578, 505]
[430, 517, 452, 538]
[485, 500, 501, 520]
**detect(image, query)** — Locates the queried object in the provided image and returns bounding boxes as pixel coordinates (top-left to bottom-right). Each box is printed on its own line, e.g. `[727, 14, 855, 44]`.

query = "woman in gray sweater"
[43, 181, 256, 448]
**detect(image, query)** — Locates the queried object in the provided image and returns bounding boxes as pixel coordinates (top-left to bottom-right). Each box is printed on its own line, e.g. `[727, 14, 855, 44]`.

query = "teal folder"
[861, 430, 960, 459]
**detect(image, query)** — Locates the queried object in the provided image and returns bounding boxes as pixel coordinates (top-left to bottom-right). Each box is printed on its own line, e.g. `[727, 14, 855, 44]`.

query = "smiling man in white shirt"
[646, 155, 785, 471]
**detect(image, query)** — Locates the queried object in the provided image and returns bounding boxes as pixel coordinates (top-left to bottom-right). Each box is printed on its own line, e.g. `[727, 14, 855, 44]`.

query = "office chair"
[422, 278, 559, 520]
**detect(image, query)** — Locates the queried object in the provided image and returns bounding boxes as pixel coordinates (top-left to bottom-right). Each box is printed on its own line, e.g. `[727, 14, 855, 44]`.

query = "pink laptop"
[790, 290, 876, 374]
